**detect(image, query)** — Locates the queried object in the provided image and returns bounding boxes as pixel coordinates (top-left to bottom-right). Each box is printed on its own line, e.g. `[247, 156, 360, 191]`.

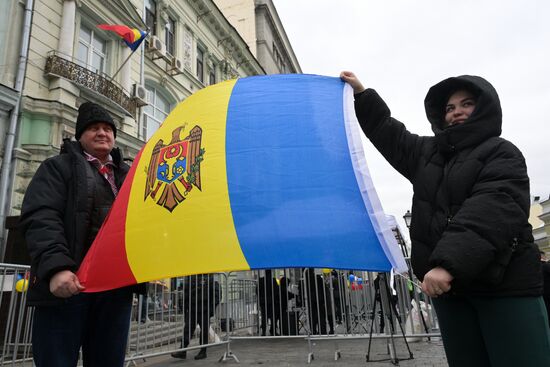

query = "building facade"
[0, 0, 300, 257]
[213, 0, 301, 74]
[536, 196, 550, 255]
[0, 0, 24, 154]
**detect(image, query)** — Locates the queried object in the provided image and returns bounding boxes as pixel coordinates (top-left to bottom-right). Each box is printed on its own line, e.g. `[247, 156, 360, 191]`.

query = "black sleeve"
[429, 142, 531, 282]
[20, 158, 77, 280]
[354, 88, 425, 181]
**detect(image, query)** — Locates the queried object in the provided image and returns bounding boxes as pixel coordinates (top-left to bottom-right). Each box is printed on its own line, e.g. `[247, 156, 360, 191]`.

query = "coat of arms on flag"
[144, 124, 204, 212]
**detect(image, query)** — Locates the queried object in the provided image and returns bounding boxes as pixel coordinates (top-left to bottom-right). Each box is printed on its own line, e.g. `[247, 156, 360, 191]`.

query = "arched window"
[142, 86, 170, 141]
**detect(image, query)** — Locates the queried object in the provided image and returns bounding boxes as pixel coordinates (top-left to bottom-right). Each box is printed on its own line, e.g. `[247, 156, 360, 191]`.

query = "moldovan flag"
[97, 24, 148, 51]
[77, 74, 407, 292]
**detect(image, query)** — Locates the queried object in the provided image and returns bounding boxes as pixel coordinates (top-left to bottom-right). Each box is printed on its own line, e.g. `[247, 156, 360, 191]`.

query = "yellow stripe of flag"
[126, 79, 249, 281]
[131, 29, 141, 43]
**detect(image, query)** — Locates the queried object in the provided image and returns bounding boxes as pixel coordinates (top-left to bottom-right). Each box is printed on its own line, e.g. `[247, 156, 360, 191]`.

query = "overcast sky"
[273, 0, 550, 236]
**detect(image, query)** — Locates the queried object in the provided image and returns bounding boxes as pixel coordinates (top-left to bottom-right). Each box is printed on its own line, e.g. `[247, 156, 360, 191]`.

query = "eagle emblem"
[144, 125, 204, 212]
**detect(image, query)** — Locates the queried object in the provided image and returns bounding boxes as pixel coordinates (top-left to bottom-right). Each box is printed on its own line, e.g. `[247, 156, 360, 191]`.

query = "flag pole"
[110, 49, 136, 82]
[109, 32, 149, 83]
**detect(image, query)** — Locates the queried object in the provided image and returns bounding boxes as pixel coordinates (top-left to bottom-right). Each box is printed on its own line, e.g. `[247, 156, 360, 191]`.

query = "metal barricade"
[0, 264, 441, 365]
[0, 268, 232, 366]
[226, 267, 441, 363]
[0, 263, 33, 366]
[225, 277, 257, 333]
[125, 272, 231, 363]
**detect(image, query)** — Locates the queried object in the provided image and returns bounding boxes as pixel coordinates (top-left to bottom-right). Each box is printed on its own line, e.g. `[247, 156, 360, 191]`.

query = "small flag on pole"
[97, 24, 148, 51]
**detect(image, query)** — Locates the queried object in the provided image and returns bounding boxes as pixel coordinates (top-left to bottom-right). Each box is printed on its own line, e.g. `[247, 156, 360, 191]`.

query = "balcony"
[44, 51, 137, 116]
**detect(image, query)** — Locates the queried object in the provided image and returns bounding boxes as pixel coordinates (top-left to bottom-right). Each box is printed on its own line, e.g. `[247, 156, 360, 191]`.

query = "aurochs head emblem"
[144, 125, 204, 212]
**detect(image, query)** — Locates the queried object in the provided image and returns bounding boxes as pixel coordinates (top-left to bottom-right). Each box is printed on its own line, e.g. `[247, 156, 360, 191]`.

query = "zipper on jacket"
[443, 153, 458, 228]
[511, 237, 519, 252]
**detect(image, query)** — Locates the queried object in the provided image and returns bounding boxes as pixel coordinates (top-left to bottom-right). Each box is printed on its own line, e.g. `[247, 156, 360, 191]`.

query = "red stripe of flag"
[98, 24, 136, 43]
[77, 151, 143, 292]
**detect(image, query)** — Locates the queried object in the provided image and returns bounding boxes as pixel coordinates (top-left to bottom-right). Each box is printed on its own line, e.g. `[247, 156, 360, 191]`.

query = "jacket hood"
[424, 75, 502, 153]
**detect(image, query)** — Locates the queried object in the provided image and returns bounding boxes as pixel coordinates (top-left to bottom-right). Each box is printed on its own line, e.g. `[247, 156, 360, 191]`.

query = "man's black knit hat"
[75, 102, 117, 140]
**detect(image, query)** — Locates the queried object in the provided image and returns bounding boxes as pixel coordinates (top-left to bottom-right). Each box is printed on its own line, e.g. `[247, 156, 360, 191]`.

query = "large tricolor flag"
[77, 75, 407, 292]
[97, 24, 148, 51]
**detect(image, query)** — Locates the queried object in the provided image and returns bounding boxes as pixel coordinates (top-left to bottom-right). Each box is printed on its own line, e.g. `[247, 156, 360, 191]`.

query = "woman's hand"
[421, 267, 453, 298]
[340, 71, 366, 94]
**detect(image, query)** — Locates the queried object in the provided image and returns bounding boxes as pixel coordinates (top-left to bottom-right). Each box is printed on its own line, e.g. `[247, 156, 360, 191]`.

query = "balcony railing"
[44, 51, 137, 116]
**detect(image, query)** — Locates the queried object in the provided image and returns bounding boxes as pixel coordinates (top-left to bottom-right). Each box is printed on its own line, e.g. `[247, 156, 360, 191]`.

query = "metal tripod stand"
[366, 273, 413, 365]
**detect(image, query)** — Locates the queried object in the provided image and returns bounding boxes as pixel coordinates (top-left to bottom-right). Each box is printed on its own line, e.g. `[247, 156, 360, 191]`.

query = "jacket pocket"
[477, 238, 518, 286]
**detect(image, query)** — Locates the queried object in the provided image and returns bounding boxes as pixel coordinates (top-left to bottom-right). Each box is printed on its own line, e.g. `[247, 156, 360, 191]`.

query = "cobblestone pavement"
[138, 337, 448, 367]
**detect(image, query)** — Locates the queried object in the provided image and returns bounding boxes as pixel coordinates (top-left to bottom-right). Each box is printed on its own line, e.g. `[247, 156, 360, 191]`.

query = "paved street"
[138, 337, 448, 367]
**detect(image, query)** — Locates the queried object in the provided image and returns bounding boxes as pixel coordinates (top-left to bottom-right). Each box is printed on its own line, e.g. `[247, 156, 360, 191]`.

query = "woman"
[340, 71, 550, 366]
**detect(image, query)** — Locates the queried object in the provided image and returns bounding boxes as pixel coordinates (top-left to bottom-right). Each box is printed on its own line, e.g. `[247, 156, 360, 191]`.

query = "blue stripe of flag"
[225, 75, 392, 271]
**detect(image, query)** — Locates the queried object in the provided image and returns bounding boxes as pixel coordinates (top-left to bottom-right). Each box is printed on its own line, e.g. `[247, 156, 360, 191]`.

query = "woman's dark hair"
[443, 86, 480, 114]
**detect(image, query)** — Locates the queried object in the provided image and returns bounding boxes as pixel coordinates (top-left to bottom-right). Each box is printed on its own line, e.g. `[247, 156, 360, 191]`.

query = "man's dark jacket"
[354, 75, 541, 297]
[542, 261, 550, 324]
[258, 272, 280, 314]
[20, 140, 140, 305]
[178, 274, 220, 316]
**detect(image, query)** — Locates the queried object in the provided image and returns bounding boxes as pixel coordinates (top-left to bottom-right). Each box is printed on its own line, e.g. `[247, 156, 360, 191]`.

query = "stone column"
[58, 0, 76, 59]
[121, 46, 132, 92]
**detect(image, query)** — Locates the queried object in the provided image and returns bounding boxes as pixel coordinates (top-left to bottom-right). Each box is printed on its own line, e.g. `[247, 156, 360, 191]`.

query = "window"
[209, 67, 216, 85]
[165, 17, 175, 57]
[142, 86, 170, 140]
[77, 24, 106, 74]
[272, 42, 286, 73]
[145, 0, 157, 35]
[196, 47, 204, 83]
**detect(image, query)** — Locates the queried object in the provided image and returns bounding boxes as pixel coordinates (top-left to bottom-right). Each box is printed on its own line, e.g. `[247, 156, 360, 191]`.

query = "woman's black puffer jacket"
[354, 75, 541, 297]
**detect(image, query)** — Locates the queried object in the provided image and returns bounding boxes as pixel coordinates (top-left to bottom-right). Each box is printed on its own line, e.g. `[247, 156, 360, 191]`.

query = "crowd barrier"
[0, 263, 440, 365]
[0, 263, 33, 366]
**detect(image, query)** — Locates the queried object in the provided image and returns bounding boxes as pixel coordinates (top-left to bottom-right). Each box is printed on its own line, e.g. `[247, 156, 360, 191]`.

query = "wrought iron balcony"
[44, 51, 137, 115]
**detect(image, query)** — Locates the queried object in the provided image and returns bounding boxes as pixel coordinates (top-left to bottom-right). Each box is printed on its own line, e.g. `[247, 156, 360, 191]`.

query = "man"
[20, 102, 142, 366]
[305, 268, 334, 335]
[541, 251, 550, 327]
[257, 269, 281, 336]
[172, 274, 220, 360]
[278, 274, 296, 335]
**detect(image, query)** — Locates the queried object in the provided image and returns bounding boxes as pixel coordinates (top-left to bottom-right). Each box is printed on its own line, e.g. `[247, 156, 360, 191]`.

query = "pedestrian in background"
[257, 269, 280, 336]
[20, 102, 145, 366]
[172, 273, 220, 360]
[305, 268, 334, 335]
[341, 71, 550, 366]
[541, 251, 550, 327]
[278, 274, 297, 335]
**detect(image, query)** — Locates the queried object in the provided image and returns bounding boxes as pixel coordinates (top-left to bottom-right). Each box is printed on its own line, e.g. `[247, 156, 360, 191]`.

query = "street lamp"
[403, 210, 412, 229]
[401, 209, 430, 337]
